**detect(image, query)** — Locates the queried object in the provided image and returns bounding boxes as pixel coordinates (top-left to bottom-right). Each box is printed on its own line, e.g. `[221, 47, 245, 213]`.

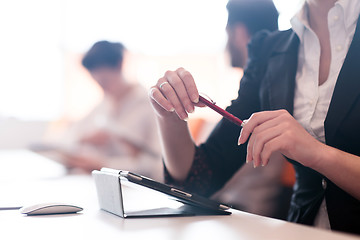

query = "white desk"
[1, 150, 359, 240]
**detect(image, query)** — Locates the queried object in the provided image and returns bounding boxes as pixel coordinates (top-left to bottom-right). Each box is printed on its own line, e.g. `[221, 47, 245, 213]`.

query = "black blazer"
[198, 17, 360, 234]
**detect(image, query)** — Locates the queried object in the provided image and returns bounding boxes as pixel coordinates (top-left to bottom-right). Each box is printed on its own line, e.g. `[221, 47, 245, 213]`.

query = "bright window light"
[0, 0, 303, 121]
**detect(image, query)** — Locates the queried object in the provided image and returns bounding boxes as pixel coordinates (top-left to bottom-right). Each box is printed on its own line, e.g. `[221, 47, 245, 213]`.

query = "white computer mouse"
[19, 203, 83, 216]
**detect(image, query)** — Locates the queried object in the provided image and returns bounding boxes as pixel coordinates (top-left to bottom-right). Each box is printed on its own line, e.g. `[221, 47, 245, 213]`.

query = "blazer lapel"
[325, 16, 360, 145]
[265, 31, 300, 114]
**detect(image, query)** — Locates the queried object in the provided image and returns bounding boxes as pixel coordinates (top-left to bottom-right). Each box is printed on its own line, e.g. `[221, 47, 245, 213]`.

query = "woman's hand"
[238, 109, 327, 168]
[148, 67, 204, 120]
[61, 152, 105, 172]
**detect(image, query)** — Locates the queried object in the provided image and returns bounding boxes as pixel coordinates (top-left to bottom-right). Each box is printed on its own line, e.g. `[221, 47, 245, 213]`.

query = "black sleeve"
[164, 31, 271, 197]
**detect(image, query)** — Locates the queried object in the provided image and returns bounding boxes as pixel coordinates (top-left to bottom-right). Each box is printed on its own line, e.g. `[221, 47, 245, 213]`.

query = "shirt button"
[322, 178, 327, 190]
[336, 45, 343, 51]
[309, 98, 316, 105]
[333, 15, 339, 21]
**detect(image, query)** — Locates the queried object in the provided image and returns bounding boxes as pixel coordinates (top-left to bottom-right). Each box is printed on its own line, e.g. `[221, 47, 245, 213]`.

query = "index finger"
[176, 67, 199, 103]
[238, 110, 287, 144]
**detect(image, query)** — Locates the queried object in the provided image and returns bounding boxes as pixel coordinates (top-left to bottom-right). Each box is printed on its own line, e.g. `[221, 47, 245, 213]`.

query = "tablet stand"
[92, 170, 230, 218]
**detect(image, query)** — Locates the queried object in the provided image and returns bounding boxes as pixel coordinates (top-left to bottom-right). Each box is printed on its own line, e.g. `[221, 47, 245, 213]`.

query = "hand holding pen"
[149, 67, 244, 128]
[149, 67, 203, 121]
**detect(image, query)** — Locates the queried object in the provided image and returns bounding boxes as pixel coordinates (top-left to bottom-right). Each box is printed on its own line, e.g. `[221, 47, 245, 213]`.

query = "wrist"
[309, 143, 339, 174]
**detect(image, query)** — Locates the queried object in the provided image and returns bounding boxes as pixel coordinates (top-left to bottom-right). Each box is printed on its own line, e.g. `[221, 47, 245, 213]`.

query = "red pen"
[199, 95, 245, 127]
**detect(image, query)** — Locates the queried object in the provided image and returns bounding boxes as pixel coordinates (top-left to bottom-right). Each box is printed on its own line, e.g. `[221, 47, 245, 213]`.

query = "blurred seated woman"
[53, 41, 161, 179]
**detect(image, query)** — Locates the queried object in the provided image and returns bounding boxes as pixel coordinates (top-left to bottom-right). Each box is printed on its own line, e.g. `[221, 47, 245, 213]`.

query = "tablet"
[93, 168, 231, 218]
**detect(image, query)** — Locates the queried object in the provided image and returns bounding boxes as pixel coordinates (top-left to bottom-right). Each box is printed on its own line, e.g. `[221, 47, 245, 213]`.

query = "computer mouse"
[19, 203, 83, 216]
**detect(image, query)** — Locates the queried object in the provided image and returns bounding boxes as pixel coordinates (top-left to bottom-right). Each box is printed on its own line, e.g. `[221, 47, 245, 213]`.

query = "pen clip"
[199, 93, 216, 105]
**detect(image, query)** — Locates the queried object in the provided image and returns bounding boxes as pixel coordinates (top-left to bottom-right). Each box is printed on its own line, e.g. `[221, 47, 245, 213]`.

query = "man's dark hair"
[82, 41, 125, 71]
[226, 0, 279, 35]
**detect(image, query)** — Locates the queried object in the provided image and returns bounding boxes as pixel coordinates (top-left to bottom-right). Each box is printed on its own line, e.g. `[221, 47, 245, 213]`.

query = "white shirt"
[291, 0, 360, 229]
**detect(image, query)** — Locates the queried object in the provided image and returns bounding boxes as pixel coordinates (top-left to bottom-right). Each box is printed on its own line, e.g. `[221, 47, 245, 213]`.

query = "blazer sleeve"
[165, 31, 271, 197]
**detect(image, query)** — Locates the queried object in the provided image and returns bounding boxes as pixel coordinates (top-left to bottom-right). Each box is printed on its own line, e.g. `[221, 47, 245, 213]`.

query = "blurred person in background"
[211, 0, 293, 220]
[52, 41, 162, 179]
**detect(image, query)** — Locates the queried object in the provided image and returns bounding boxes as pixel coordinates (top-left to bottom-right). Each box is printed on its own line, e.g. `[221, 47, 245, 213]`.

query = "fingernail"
[238, 129, 243, 144]
[188, 107, 194, 113]
[246, 159, 249, 164]
[169, 107, 175, 112]
[261, 164, 265, 167]
[237, 142, 241, 146]
[192, 96, 199, 103]
[183, 117, 189, 121]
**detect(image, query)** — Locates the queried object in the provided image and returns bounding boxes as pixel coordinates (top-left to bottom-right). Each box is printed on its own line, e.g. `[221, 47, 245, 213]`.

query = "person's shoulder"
[261, 29, 294, 40]
[130, 83, 149, 101]
[250, 29, 294, 47]
[124, 83, 152, 107]
[248, 29, 296, 59]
